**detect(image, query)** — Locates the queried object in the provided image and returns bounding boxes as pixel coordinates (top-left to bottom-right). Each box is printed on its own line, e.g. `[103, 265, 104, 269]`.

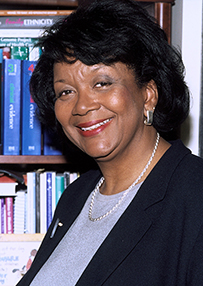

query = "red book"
[5, 197, 13, 233]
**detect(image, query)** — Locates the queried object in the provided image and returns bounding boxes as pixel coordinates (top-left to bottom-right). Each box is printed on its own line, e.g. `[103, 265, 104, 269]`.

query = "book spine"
[5, 197, 13, 233]
[35, 171, 41, 233]
[55, 175, 64, 205]
[46, 172, 52, 229]
[63, 171, 70, 190]
[0, 49, 3, 154]
[2, 59, 21, 155]
[21, 60, 41, 155]
[70, 172, 79, 184]
[51, 172, 56, 217]
[11, 46, 29, 60]
[40, 172, 46, 234]
[27, 172, 36, 233]
[0, 198, 4, 233]
[13, 190, 26, 234]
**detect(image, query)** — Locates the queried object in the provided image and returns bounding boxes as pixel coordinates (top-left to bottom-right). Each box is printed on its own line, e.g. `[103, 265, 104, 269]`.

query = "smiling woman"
[16, 0, 203, 286]
[53, 61, 152, 161]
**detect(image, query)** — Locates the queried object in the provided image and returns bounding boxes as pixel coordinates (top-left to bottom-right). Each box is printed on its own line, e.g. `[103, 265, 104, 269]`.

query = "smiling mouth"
[80, 119, 112, 131]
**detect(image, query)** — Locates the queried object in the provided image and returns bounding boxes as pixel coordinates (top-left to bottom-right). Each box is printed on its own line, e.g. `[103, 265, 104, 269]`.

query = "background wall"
[172, 0, 203, 155]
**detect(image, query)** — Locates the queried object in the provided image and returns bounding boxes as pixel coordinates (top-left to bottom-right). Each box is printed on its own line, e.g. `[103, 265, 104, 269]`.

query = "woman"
[18, 0, 203, 285]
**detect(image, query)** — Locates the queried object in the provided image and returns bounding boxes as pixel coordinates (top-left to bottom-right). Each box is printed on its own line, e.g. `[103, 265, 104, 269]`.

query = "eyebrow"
[54, 79, 66, 84]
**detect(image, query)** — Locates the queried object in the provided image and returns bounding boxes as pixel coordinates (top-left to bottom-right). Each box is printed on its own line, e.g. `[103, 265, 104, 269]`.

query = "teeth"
[81, 119, 111, 131]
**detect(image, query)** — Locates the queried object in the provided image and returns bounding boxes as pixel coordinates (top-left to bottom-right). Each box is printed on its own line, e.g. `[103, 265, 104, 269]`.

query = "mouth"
[77, 118, 112, 137]
[79, 119, 111, 131]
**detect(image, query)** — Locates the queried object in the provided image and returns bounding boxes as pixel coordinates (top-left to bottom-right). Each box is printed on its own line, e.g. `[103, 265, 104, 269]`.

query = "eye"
[55, 89, 75, 100]
[94, 81, 112, 88]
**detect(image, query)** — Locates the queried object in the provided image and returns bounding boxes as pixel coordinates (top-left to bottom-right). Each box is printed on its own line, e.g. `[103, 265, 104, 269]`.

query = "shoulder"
[162, 141, 203, 215]
[168, 140, 203, 184]
[148, 139, 203, 212]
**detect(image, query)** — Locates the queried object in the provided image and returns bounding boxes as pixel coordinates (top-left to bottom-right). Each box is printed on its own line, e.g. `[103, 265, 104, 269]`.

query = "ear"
[143, 80, 158, 117]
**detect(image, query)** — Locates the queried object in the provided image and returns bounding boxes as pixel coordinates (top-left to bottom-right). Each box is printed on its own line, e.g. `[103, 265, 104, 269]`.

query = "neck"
[96, 131, 170, 195]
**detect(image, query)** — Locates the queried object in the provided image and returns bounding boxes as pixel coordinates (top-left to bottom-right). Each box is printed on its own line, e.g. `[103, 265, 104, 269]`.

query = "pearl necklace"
[88, 132, 160, 222]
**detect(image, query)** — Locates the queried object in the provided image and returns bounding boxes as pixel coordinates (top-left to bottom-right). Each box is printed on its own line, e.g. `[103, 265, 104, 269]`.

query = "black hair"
[30, 0, 190, 134]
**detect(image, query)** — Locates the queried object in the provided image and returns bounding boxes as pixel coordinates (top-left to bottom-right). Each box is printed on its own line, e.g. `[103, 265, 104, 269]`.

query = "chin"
[90, 149, 116, 162]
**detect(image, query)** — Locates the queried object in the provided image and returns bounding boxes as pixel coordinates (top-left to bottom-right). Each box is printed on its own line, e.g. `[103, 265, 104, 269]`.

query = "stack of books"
[0, 12, 66, 156]
[0, 170, 79, 234]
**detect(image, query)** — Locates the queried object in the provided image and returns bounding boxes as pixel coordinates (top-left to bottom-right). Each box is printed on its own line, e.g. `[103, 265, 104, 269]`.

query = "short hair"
[30, 0, 190, 134]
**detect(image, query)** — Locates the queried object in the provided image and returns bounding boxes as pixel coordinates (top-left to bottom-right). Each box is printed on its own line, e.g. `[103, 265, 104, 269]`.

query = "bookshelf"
[0, 155, 67, 164]
[0, 0, 175, 169]
[0, 1, 175, 284]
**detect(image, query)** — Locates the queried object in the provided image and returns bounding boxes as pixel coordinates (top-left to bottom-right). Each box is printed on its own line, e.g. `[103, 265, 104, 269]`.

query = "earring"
[144, 110, 154, 126]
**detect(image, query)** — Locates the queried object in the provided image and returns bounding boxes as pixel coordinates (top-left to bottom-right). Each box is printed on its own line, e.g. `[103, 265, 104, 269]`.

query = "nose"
[72, 89, 100, 116]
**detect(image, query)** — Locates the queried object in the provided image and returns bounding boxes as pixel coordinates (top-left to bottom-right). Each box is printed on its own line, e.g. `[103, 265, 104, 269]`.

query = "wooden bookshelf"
[0, 155, 67, 164]
[0, 0, 175, 168]
[0, 3, 176, 284]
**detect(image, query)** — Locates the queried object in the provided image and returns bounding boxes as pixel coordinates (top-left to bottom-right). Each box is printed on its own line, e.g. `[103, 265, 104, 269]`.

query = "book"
[0, 14, 68, 38]
[0, 182, 17, 196]
[11, 46, 29, 60]
[5, 197, 13, 233]
[13, 190, 26, 234]
[70, 172, 79, 184]
[26, 172, 36, 233]
[35, 170, 41, 233]
[21, 60, 41, 155]
[40, 172, 46, 234]
[55, 174, 64, 205]
[2, 59, 21, 155]
[40, 171, 56, 232]
[0, 198, 4, 233]
[0, 38, 40, 61]
[43, 128, 63, 155]
[63, 171, 70, 190]
[0, 49, 2, 154]
[2, 46, 10, 59]
[46, 172, 56, 229]
[0, 174, 18, 196]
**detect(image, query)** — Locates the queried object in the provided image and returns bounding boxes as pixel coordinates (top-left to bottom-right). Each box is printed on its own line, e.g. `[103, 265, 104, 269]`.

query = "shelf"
[0, 233, 44, 241]
[0, 0, 175, 7]
[0, 155, 68, 164]
[0, 0, 78, 6]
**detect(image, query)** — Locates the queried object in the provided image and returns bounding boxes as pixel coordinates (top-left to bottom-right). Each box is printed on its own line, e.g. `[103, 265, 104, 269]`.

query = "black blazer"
[17, 140, 203, 285]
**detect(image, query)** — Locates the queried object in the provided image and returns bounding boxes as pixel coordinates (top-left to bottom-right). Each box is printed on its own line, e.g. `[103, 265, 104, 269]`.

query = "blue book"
[0, 49, 3, 154]
[2, 59, 21, 155]
[21, 60, 41, 155]
[46, 171, 56, 230]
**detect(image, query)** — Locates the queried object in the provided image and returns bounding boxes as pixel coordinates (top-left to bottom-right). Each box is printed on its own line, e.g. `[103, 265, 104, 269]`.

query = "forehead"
[53, 60, 135, 81]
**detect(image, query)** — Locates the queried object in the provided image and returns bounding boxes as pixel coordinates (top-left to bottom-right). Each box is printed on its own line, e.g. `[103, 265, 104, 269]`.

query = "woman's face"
[54, 60, 153, 162]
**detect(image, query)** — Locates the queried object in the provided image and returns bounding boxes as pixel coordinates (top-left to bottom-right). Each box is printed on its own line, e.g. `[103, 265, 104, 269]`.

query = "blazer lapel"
[77, 140, 191, 285]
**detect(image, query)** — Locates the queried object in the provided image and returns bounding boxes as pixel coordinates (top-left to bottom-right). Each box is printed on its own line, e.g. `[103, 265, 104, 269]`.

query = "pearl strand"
[88, 132, 160, 222]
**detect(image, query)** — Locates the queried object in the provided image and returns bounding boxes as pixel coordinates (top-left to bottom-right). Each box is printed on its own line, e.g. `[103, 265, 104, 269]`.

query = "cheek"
[54, 102, 79, 144]
[109, 89, 138, 116]
[54, 101, 71, 126]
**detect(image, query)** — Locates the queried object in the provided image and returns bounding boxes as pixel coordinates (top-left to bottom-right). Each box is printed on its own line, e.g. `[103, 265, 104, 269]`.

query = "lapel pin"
[50, 218, 63, 238]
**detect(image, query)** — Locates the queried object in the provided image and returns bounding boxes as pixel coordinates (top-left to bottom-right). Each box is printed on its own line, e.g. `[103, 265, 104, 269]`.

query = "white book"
[50, 172, 56, 220]
[14, 190, 25, 234]
[40, 172, 46, 234]
[70, 172, 79, 184]
[27, 172, 36, 233]
[0, 182, 17, 196]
